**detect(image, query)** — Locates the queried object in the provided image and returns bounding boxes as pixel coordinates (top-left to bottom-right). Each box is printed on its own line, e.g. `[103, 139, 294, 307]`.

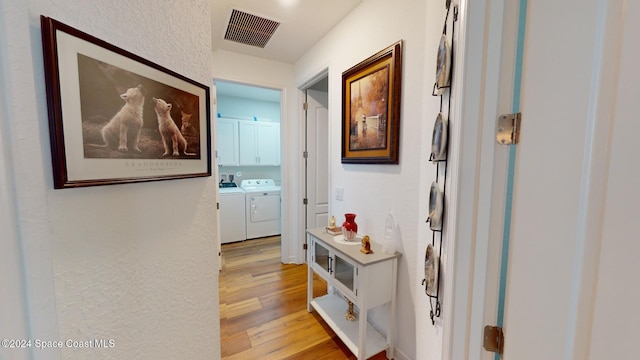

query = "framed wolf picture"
[40, 16, 211, 189]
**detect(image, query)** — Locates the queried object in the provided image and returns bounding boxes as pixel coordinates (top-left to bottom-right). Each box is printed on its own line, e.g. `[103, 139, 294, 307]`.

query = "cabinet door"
[333, 254, 356, 296]
[312, 240, 331, 277]
[217, 118, 238, 166]
[238, 122, 258, 165]
[256, 122, 280, 165]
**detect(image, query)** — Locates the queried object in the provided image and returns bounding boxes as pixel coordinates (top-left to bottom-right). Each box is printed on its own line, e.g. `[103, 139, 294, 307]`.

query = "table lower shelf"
[310, 293, 388, 359]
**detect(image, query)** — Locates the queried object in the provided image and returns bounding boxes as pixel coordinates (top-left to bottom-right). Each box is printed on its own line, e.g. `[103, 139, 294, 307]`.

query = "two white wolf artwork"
[93, 84, 196, 157]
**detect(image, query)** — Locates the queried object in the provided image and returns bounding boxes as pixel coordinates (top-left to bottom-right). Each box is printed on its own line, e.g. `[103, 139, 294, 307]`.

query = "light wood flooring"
[219, 236, 389, 360]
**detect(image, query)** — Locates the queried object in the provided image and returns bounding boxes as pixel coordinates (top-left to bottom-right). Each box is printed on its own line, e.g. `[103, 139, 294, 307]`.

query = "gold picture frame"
[342, 40, 403, 164]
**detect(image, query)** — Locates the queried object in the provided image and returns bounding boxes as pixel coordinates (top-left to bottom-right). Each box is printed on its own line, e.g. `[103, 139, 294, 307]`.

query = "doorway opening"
[300, 72, 329, 258]
[214, 79, 283, 261]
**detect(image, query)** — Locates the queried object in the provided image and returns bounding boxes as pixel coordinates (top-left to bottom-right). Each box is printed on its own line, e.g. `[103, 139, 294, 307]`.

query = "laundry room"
[215, 80, 282, 244]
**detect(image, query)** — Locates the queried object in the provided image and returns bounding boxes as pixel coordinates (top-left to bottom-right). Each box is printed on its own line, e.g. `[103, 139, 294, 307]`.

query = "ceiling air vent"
[224, 9, 280, 48]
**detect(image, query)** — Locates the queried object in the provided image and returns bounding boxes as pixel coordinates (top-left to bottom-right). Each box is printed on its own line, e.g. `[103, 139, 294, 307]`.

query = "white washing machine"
[240, 179, 281, 239]
[219, 183, 246, 244]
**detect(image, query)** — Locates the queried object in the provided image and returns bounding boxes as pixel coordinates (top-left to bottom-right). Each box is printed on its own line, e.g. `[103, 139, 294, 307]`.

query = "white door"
[212, 83, 222, 271]
[462, 1, 640, 359]
[305, 88, 329, 229]
[503, 1, 639, 358]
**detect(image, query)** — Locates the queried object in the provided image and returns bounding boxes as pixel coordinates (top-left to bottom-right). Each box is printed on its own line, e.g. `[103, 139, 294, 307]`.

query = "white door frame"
[442, 0, 519, 358]
[211, 83, 222, 271]
[446, 0, 628, 359]
[297, 68, 330, 263]
[212, 78, 288, 261]
[501, 1, 625, 358]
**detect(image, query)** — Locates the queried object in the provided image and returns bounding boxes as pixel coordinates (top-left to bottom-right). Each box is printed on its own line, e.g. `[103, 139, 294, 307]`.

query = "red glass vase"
[342, 213, 358, 241]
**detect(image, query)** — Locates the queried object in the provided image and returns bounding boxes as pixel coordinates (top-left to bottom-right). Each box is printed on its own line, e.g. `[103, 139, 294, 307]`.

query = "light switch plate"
[336, 187, 344, 201]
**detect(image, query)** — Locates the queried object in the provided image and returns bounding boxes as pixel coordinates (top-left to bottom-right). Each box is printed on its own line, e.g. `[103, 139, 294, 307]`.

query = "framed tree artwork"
[342, 40, 403, 164]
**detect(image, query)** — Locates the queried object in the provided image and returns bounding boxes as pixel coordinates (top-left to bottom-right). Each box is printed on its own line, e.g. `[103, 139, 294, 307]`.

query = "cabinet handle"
[328, 257, 333, 274]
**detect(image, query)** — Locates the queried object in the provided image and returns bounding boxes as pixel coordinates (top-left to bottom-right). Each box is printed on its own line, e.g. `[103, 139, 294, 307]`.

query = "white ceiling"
[211, 0, 363, 64]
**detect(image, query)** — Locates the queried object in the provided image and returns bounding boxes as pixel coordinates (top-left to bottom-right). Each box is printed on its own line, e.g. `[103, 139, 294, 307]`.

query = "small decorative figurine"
[360, 235, 373, 254]
[345, 298, 357, 321]
[326, 215, 342, 235]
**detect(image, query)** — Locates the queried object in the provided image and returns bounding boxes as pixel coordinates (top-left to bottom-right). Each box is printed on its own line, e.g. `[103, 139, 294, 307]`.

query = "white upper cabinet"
[216, 118, 239, 166]
[238, 121, 280, 166]
[256, 122, 280, 166]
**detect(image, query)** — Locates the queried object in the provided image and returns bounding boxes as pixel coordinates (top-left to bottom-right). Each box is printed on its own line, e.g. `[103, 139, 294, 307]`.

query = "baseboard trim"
[391, 346, 412, 360]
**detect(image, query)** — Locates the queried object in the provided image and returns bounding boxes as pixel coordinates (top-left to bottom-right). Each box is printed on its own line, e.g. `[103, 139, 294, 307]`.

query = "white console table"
[306, 228, 400, 360]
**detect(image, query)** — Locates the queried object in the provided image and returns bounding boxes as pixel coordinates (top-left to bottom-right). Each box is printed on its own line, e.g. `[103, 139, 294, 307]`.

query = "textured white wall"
[1, 2, 62, 358]
[217, 95, 281, 122]
[294, 0, 446, 359]
[0, 3, 32, 360]
[0, 0, 220, 359]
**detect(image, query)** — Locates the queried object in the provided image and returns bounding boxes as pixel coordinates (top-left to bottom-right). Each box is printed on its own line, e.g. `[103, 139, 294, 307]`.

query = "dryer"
[240, 179, 281, 239]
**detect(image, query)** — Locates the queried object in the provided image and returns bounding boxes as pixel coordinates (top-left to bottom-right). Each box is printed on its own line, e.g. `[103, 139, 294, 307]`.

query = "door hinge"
[217, 202, 219, 210]
[303, 102, 308, 111]
[497, 112, 522, 145]
[303, 198, 308, 205]
[483, 325, 504, 354]
[303, 151, 308, 159]
[303, 243, 308, 250]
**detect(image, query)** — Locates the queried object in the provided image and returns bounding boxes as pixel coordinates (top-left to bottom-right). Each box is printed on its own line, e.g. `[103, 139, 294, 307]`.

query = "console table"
[306, 228, 400, 359]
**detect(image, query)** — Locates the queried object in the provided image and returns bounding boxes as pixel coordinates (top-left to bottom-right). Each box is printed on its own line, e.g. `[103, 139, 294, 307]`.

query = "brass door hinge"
[497, 112, 522, 145]
[483, 325, 504, 354]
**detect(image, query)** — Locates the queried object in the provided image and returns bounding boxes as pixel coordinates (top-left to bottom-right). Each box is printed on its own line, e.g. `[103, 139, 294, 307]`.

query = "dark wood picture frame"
[342, 40, 403, 164]
[41, 16, 211, 189]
